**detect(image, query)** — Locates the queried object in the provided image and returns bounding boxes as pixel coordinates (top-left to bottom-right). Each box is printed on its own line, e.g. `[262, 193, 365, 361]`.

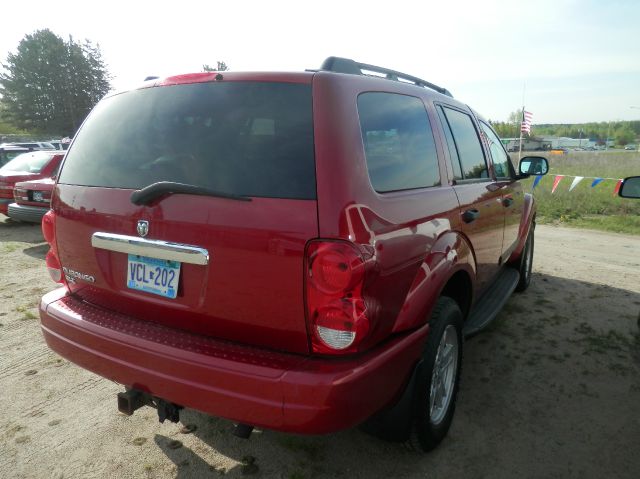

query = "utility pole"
[579, 129, 583, 149]
[631, 107, 640, 151]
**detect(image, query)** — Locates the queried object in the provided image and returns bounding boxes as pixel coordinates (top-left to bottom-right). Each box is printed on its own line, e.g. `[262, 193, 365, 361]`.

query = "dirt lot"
[1, 217, 639, 479]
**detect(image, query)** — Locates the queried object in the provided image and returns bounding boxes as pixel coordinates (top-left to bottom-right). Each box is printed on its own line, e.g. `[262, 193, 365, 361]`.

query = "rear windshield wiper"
[130, 181, 252, 205]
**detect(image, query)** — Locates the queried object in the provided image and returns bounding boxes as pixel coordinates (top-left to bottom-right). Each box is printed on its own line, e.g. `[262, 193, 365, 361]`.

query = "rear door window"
[439, 106, 488, 180]
[58, 82, 316, 199]
[357, 92, 440, 193]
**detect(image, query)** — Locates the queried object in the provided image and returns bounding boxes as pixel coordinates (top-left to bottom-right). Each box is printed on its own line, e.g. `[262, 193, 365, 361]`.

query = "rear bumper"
[7, 203, 48, 223]
[40, 288, 428, 434]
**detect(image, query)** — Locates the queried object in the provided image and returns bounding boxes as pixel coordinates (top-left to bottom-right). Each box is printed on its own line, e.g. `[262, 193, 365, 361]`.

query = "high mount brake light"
[42, 210, 63, 284]
[305, 241, 369, 354]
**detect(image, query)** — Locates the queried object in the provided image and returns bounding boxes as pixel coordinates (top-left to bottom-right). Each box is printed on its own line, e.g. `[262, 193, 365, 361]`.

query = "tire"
[514, 227, 534, 292]
[408, 297, 463, 452]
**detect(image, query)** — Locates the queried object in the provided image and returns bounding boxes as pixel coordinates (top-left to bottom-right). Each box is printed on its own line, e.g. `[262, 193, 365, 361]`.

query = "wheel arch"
[439, 270, 473, 321]
[392, 230, 476, 332]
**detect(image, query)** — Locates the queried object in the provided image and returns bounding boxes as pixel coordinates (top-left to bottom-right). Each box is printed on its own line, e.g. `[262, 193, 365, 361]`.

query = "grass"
[572, 322, 632, 355]
[15, 304, 37, 320]
[278, 437, 323, 459]
[0, 242, 22, 253]
[520, 150, 640, 234]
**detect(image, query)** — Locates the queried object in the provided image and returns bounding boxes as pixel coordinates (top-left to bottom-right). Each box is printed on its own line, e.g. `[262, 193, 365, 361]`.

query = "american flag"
[521, 110, 533, 134]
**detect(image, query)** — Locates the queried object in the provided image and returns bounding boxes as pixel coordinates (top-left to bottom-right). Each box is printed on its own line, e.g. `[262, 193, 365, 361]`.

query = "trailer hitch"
[117, 389, 183, 423]
[156, 398, 183, 423]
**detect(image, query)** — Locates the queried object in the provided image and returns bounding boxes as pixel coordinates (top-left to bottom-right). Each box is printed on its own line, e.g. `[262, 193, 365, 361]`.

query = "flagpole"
[518, 107, 524, 162]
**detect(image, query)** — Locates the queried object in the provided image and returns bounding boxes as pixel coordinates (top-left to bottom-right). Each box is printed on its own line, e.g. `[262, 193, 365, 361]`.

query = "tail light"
[305, 240, 370, 354]
[42, 210, 63, 283]
[14, 188, 28, 202]
[0, 182, 13, 198]
[45, 249, 63, 283]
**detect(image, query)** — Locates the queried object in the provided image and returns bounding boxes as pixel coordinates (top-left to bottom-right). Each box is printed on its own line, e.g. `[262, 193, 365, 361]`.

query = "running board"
[463, 268, 520, 338]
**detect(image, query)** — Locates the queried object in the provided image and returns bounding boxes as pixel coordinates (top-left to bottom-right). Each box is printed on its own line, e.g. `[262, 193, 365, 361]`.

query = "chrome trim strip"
[91, 232, 209, 265]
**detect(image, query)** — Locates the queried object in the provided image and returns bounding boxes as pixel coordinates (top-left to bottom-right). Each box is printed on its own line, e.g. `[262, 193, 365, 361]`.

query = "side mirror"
[619, 176, 640, 199]
[519, 156, 549, 177]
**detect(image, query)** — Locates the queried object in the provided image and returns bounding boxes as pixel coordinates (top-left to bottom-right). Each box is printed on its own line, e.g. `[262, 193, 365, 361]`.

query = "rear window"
[0, 151, 54, 174]
[59, 82, 316, 199]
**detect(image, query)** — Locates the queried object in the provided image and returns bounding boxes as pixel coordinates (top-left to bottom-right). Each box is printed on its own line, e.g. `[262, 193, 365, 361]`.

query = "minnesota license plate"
[33, 191, 44, 202]
[127, 254, 180, 298]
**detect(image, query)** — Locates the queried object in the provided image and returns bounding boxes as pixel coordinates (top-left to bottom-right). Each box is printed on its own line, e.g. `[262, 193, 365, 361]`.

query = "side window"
[440, 106, 488, 180]
[436, 106, 463, 180]
[357, 93, 440, 192]
[480, 122, 511, 179]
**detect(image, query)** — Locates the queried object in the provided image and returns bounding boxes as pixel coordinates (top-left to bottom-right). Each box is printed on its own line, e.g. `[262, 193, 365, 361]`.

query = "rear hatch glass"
[59, 81, 315, 199]
[55, 80, 317, 354]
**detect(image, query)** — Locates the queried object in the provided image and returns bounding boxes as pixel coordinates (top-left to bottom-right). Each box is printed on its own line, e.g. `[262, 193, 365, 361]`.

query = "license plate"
[33, 191, 44, 202]
[127, 254, 180, 298]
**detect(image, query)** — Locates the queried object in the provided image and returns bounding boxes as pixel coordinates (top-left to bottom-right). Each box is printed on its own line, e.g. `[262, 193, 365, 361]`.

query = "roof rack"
[320, 56, 453, 98]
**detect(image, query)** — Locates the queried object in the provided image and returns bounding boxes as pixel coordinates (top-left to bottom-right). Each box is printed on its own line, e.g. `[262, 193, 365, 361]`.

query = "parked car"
[8, 177, 55, 222]
[0, 145, 30, 167]
[38, 57, 548, 451]
[0, 150, 64, 216]
[624, 144, 637, 151]
[47, 138, 72, 151]
[4, 141, 56, 151]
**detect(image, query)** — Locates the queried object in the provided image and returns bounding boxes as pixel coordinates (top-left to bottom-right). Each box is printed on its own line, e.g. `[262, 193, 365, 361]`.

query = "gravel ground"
[1, 216, 639, 479]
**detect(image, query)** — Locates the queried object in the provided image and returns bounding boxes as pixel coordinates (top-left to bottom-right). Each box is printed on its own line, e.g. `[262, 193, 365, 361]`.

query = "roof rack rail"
[320, 56, 453, 98]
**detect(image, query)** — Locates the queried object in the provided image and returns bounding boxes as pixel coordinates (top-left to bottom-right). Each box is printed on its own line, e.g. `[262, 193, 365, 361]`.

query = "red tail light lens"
[42, 210, 56, 244]
[41, 210, 63, 283]
[305, 241, 369, 354]
[310, 244, 364, 294]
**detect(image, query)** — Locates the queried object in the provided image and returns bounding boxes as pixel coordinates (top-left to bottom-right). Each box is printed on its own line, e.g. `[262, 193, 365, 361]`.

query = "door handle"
[503, 196, 514, 207]
[462, 209, 480, 223]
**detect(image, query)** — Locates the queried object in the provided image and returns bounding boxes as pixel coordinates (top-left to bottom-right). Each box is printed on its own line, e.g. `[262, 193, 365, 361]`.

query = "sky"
[1, 0, 639, 124]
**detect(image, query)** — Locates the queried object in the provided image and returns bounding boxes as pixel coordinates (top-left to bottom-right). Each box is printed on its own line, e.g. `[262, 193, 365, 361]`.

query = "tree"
[614, 127, 635, 146]
[0, 29, 111, 136]
[202, 61, 229, 72]
[489, 109, 524, 138]
[507, 109, 524, 125]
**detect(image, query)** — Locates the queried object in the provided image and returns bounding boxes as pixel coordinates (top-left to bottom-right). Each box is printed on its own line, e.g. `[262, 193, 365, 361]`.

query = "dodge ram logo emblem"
[137, 220, 149, 237]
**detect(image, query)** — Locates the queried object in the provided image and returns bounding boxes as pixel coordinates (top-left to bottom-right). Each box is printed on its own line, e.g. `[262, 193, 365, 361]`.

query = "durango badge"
[137, 220, 149, 237]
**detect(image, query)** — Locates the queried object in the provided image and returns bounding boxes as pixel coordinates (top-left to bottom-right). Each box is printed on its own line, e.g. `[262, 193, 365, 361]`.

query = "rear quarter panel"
[312, 73, 476, 342]
[508, 192, 536, 262]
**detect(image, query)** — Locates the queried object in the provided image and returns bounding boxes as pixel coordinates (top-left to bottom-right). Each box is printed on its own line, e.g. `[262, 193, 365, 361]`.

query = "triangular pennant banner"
[551, 175, 564, 194]
[591, 178, 604, 188]
[569, 176, 584, 192]
[532, 175, 543, 191]
[612, 179, 623, 197]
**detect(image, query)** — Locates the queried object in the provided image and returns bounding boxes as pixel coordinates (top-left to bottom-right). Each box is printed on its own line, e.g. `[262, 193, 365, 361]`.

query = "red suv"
[39, 57, 548, 451]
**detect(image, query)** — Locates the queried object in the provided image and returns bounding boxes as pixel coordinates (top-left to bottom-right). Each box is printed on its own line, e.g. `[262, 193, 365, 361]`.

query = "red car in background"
[0, 150, 64, 216]
[8, 177, 55, 222]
